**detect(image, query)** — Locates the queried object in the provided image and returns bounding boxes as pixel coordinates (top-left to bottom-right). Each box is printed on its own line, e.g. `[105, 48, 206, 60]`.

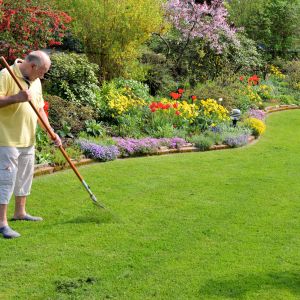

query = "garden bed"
[33, 104, 300, 178]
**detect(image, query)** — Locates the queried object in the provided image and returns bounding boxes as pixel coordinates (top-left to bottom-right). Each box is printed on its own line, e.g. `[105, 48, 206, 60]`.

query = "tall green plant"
[55, 0, 165, 80]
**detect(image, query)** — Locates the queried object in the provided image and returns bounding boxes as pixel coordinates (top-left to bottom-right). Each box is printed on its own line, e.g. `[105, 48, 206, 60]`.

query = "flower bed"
[113, 137, 186, 157]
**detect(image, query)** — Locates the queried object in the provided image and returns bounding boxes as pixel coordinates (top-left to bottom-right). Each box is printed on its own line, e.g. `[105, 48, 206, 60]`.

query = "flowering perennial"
[200, 98, 229, 122]
[113, 137, 186, 156]
[244, 117, 266, 137]
[269, 65, 285, 80]
[77, 140, 119, 161]
[248, 75, 260, 86]
[43, 101, 49, 117]
[224, 134, 249, 148]
[108, 92, 145, 116]
[248, 109, 266, 121]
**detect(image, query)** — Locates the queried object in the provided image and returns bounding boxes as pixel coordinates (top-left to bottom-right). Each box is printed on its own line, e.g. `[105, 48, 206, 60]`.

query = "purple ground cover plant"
[77, 140, 119, 161]
[223, 134, 250, 148]
[113, 137, 186, 156]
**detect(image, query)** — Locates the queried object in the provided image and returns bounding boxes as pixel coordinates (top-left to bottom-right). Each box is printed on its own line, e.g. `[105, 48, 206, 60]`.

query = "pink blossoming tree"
[165, 0, 237, 54]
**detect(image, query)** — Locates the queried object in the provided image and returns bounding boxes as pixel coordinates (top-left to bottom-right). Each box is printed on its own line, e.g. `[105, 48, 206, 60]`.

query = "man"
[0, 50, 61, 239]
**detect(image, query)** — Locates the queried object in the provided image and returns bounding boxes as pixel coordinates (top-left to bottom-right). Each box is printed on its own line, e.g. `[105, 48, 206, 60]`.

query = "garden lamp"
[230, 108, 241, 127]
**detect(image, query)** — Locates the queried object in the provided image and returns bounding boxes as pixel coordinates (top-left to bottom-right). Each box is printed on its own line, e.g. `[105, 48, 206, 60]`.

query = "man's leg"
[0, 203, 20, 238]
[13, 195, 43, 221]
[13, 196, 26, 219]
[12, 146, 42, 222]
[0, 204, 8, 228]
[0, 147, 20, 238]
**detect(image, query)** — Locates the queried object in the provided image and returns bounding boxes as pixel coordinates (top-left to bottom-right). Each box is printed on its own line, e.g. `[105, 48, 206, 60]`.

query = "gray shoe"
[0, 226, 21, 239]
[12, 214, 43, 222]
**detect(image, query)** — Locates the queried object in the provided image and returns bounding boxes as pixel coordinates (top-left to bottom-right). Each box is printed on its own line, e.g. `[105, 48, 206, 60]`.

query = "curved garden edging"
[33, 104, 300, 177]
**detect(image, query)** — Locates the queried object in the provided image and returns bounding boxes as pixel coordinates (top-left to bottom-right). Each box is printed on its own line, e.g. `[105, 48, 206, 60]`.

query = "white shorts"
[0, 146, 34, 204]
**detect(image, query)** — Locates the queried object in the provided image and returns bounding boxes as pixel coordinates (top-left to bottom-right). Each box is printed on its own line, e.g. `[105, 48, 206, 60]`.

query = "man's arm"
[0, 90, 32, 108]
[38, 107, 62, 147]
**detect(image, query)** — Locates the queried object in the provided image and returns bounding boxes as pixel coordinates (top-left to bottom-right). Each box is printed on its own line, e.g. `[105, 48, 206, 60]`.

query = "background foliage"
[54, 0, 165, 81]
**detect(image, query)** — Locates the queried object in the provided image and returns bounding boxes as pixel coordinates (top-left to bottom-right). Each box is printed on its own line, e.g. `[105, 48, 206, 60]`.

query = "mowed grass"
[1, 110, 300, 300]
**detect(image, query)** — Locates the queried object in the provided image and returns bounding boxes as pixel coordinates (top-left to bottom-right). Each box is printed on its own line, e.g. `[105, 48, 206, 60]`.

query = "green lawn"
[1, 110, 300, 300]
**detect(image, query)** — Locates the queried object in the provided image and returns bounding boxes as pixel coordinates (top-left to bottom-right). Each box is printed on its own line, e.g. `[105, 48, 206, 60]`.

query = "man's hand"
[14, 90, 32, 103]
[50, 133, 62, 147]
[0, 90, 32, 108]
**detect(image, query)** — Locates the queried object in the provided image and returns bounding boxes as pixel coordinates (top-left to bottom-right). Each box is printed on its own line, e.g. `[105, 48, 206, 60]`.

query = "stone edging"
[33, 104, 300, 177]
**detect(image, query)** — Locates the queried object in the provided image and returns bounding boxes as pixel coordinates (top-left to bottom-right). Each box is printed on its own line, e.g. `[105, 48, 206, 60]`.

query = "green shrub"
[110, 113, 146, 138]
[47, 95, 95, 136]
[36, 126, 50, 149]
[52, 146, 83, 166]
[85, 120, 105, 137]
[150, 124, 176, 138]
[55, 0, 164, 80]
[277, 94, 296, 104]
[112, 78, 152, 102]
[283, 60, 300, 90]
[204, 131, 224, 145]
[45, 53, 101, 108]
[35, 146, 53, 165]
[141, 49, 177, 96]
[194, 80, 244, 110]
[188, 135, 214, 151]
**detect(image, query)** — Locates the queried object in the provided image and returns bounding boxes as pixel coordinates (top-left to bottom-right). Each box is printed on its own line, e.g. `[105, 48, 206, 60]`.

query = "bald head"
[25, 51, 51, 69]
[20, 50, 51, 81]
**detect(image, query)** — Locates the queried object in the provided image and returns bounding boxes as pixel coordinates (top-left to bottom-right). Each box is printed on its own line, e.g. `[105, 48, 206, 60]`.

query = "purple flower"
[248, 109, 266, 120]
[224, 134, 249, 148]
[113, 137, 186, 156]
[77, 140, 119, 161]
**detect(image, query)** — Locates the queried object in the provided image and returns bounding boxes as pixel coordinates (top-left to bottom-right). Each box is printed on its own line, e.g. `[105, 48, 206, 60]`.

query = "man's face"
[28, 62, 51, 81]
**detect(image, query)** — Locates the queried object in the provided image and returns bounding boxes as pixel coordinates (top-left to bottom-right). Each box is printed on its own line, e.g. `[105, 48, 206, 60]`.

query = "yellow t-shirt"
[0, 59, 44, 147]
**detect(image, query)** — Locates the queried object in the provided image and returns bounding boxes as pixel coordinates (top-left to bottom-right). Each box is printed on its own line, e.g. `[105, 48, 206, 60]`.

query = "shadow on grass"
[199, 271, 300, 298]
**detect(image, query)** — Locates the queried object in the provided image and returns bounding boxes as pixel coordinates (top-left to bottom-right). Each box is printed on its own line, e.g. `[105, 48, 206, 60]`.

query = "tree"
[165, 0, 237, 54]
[227, 0, 300, 59]
[144, 0, 239, 88]
[55, 0, 165, 81]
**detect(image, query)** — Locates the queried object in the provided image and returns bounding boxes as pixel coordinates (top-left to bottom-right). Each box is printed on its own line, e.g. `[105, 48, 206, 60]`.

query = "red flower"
[177, 88, 184, 94]
[239, 76, 244, 81]
[248, 74, 260, 85]
[43, 101, 49, 117]
[44, 101, 49, 111]
[49, 39, 62, 46]
[175, 111, 181, 116]
[173, 102, 178, 109]
[170, 92, 180, 100]
[158, 102, 164, 109]
[191, 95, 197, 101]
